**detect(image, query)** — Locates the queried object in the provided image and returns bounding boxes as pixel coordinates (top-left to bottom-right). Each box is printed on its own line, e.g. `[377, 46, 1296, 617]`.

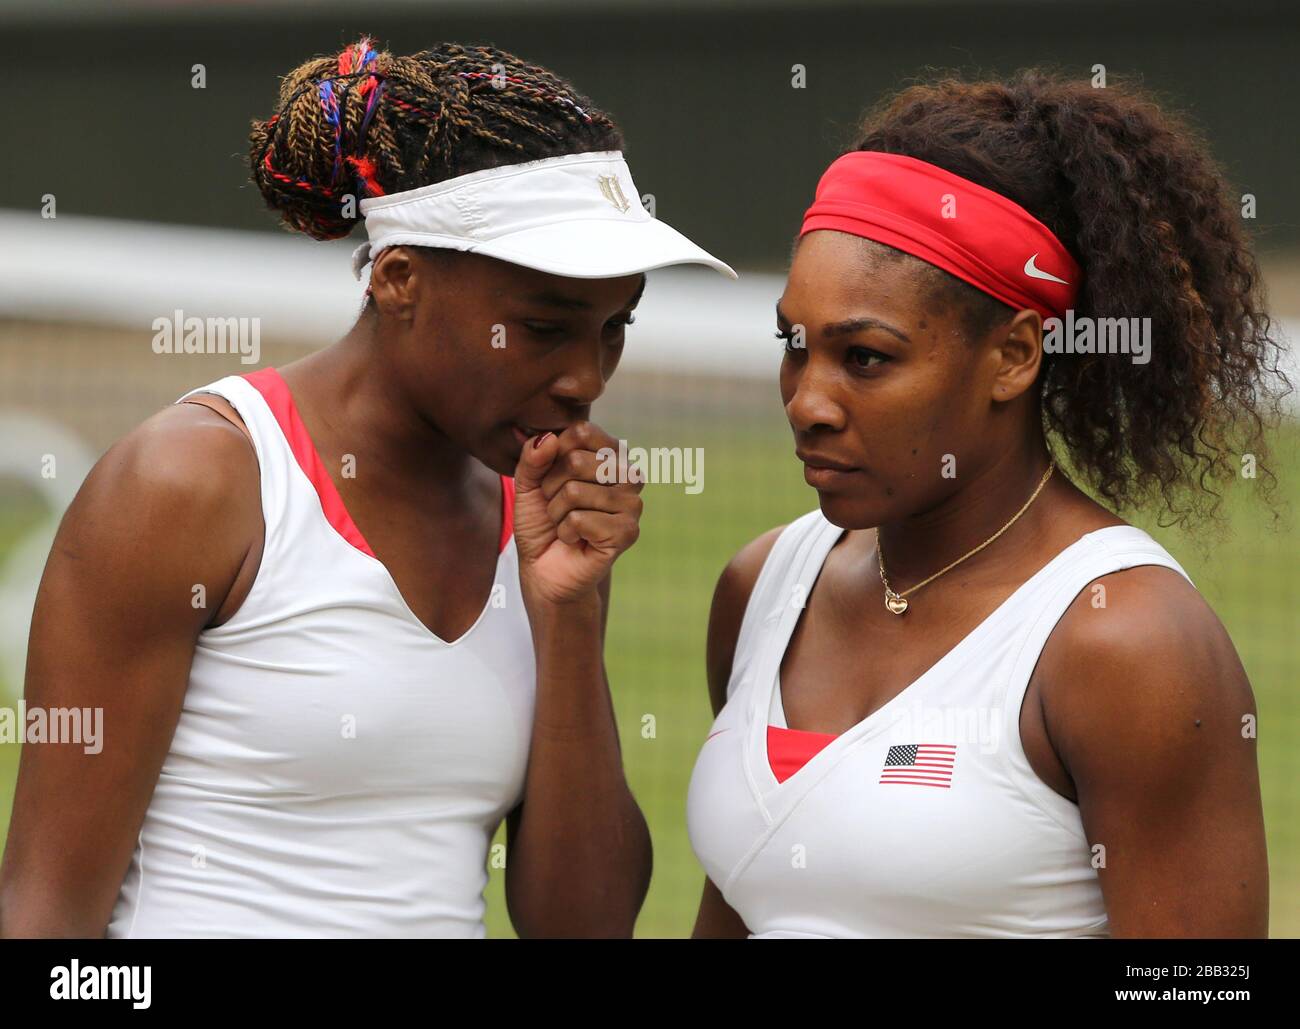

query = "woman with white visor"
[0, 38, 734, 939]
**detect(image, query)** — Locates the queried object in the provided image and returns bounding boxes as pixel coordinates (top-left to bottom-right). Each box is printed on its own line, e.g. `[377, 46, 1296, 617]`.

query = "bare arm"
[690, 525, 784, 940]
[502, 571, 653, 937]
[1037, 565, 1269, 937]
[502, 423, 652, 938]
[0, 402, 260, 937]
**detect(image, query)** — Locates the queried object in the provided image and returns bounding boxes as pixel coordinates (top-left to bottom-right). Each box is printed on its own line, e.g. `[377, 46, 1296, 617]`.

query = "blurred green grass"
[0, 418, 1295, 937]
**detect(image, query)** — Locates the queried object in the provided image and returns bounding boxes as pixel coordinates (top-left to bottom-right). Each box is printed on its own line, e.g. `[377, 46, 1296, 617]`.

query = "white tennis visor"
[350, 149, 737, 281]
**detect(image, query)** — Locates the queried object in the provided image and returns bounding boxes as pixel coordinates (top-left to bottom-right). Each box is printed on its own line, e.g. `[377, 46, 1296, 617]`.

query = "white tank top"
[686, 509, 1194, 938]
[106, 370, 536, 938]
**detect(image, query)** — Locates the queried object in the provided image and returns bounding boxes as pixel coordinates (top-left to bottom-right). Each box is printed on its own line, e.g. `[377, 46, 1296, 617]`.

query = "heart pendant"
[885, 592, 909, 615]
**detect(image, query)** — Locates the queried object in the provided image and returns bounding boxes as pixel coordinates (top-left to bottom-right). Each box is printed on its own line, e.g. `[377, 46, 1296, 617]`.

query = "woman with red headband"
[0, 40, 734, 938]
[687, 71, 1285, 938]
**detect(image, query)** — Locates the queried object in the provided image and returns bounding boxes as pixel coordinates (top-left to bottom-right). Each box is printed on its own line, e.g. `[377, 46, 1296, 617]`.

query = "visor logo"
[1024, 253, 1069, 285]
[598, 175, 631, 213]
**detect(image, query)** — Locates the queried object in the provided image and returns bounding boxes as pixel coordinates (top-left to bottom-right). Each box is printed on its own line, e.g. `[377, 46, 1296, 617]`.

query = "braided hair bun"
[248, 37, 625, 241]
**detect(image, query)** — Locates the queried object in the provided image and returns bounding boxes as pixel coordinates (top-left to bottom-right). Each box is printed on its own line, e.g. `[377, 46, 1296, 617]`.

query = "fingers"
[526, 421, 645, 561]
[554, 508, 641, 552]
[540, 422, 644, 500]
[546, 479, 643, 527]
[513, 430, 561, 493]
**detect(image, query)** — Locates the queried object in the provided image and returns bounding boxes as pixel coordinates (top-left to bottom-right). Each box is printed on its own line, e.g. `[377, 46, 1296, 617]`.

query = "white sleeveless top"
[106, 370, 536, 938]
[686, 509, 1194, 938]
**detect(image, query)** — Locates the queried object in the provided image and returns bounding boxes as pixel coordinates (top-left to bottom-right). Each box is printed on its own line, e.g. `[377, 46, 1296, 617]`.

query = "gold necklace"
[877, 462, 1055, 615]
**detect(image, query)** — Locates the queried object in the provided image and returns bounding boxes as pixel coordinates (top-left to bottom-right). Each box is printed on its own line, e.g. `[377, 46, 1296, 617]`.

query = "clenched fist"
[512, 421, 644, 606]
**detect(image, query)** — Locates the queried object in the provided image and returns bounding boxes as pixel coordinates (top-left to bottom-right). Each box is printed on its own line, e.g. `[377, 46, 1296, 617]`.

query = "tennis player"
[0, 39, 733, 938]
[687, 71, 1281, 938]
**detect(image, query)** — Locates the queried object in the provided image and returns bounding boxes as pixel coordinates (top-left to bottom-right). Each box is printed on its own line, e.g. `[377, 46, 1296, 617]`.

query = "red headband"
[799, 151, 1080, 321]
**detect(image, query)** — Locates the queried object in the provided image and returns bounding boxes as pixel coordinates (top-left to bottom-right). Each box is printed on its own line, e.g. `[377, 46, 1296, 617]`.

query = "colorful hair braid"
[248, 38, 623, 242]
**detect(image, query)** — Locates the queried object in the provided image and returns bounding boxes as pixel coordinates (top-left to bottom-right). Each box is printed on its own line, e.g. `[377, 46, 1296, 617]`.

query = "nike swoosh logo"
[706, 728, 730, 742]
[1024, 253, 1069, 285]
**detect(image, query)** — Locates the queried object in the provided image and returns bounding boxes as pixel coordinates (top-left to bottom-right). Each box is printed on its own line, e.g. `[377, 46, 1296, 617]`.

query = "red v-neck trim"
[499, 476, 514, 554]
[243, 367, 376, 558]
[766, 725, 838, 785]
[242, 368, 513, 558]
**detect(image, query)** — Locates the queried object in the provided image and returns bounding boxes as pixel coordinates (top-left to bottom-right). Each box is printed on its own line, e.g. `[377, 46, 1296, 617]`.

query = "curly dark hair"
[248, 36, 624, 241]
[846, 69, 1291, 530]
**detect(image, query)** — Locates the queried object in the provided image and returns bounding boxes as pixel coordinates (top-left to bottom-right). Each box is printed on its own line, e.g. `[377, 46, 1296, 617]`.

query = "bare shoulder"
[55, 400, 261, 585]
[713, 525, 787, 616]
[705, 524, 787, 716]
[85, 400, 254, 504]
[1036, 561, 1254, 789]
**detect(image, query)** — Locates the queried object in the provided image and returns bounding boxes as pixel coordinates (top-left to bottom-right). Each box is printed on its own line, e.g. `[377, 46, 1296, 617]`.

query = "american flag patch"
[879, 743, 957, 788]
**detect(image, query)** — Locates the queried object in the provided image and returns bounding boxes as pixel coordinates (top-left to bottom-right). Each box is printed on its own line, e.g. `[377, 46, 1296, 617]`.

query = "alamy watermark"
[0, 702, 103, 754]
[596, 439, 704, 495]
[50, 961, 150, 1008]
[885, 701, 1003, 755]
[1043, 309, 1151, 365]
[151, 309, 261, 365]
